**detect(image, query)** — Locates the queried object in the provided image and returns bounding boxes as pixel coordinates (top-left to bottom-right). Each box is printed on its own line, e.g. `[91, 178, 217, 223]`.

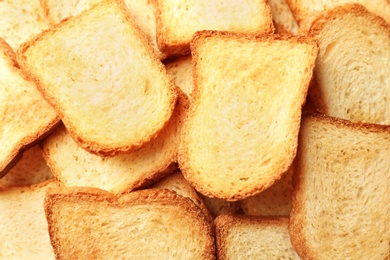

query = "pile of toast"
[1, 0, 389, 259]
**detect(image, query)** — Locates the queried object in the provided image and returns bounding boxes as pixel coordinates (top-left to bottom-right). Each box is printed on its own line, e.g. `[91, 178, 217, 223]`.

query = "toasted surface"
[151, 170, 213, 222]
[269, 0, 299, 34]
[0, 38, 60, 178]
[155, 0, 274, 56]
[45, 187, 216, 259]
[290, 113, 390, 259]
[215, 214, 300, 260]
[240, 165, 294, 217]
[0, 180, 58, 259]
[0, 0, 51, 50]
[286, 0, 390, 24]
[17, 0, 177, 156]
[42, 92, 187, 194]
[0, 145, 53, 188]
[179, 31, 318, 200]
[165, 55, 194, 98]
[300, 4, 390, 125]
[199, 194, 241, 219]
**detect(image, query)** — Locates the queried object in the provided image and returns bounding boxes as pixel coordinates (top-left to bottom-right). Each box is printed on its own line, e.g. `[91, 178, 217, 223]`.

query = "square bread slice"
[0, 38, 60, 178]
[44, 187, 216, 259]
[299, 3, 390, 125]
[154, 0, 275, 56]
[178, 31, 318, 201]
[290, 113, 390, 259]
[17, 0, 177, 156]
[215, 214, 300, 259]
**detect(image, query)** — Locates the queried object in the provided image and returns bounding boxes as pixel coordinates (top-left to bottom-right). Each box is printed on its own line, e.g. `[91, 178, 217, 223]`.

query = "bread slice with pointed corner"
[179, 31, 318, 201]
[215, 214, 300, 259]
[0, 0, 51, 50]
[151, 170, 213, 222]
[285, 0, 390, 25]
[154, 0, 274, 57]
[44, 187, 216, 259]
[0, 180, 58, 259]
[17, 0, 177, 156]
[0, 38, 60, 178]
[0, 145, 53, 188]
[299, 3, 390, 125]
[240, 165, 294, 217]
[42, 90, 188, 194]
[289, 113, 390, 259]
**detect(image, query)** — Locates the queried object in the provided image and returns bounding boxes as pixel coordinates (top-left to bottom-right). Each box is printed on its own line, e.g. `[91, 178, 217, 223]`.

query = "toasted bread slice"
[286, 0, 390, 25]
[0, 145, 53, 188]
[0, 38, 60, 178]
[0, 180, 58, 259]
[42, 92, 187, 194]
[17, 0, 177, 156]
[165, 55, 194, 98]
[42, 0, 167, 60]
[179, 31, 318, 201]
[151, 170, 213, 222]
[155, 0, 274, 56]
[0, 0, 51, 50]
[215, 214, 300, 259]
[198, 194, 241, 219]
[44, 187, 216, 259]
[240, 165, 294, 217]
[269, 0, 299, 34]
[290, 113, 390, 259]
[299, 4, 390, 125]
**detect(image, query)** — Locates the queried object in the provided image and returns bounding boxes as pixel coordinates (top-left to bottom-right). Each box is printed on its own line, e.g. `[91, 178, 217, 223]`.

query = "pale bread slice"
[285, 0, 390, 25]
[165, 55, 194, 98]
[300, 3, 390, 125]
[42, 92, 188, 194]
[151, 170, 213, 222]
[0, 38, 60, 178]
[215, 214, 300, 259]
[240, 165, 294, 217]
[0, 145, 53, 188]
[269, 0, 299, 34]
[17, 0, 177, 156]
[0, 0, 51, 50]
[155, 0, 274, 57]
[44, 187, 216, 259]
[0, 180, 58, 259]
[290, 113, 390, 259]
[179, 31, 318, 201]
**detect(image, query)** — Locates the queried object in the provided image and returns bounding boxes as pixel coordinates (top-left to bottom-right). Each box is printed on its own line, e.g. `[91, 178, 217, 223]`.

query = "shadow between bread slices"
[16, 0, 177, 157]
[178, 30, 319, 201]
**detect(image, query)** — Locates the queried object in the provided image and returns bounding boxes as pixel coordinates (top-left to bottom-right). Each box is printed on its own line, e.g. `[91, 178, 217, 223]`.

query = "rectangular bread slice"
[17, 0, 177, 156]
[215, 214, 300, 259]
[44, 187, 216, 259]
[179, 31, 318, 201]
[289, 113, 390, 259]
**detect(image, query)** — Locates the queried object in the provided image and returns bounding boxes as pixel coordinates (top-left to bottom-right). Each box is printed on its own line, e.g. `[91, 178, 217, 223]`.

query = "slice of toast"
[17, 0, 177, 156]
[299, 3, 390, 125]
[0, 0, 51, 49]
[151, 170, 213, 222]
[286, 0, 390, 25]
[165, 55, 194, 98]
[179, 31, 318, 201]
[44, 187, 216, 259]
[289, 113, 390, 259]
[0, 180, 58, 259]
[215, 214, 300, 259]
[0, 38, 60, 178]
[198, 194, 241, 219]
[0, 145, 53, 188]
[154, 0, 274, 57]
[42, 91, 188, 194]
[240, 165, 294, 217]
[269, 0, 299, 34]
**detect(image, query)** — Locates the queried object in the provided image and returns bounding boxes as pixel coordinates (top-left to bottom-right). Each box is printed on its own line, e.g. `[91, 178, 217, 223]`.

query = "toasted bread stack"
[1, 0, 389, 258]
